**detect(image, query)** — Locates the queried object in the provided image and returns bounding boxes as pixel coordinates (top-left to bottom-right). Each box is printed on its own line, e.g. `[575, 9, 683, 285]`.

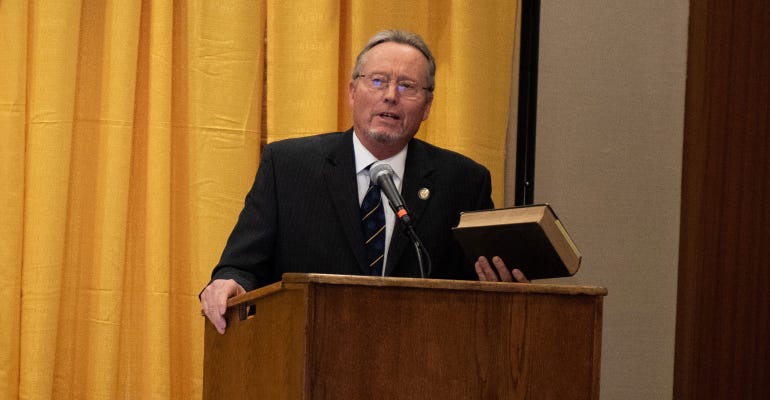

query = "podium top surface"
[227, 273, 607, 308]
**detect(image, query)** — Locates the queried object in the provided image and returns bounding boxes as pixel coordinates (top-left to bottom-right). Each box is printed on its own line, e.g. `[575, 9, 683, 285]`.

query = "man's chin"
[366, 129, 404, 144]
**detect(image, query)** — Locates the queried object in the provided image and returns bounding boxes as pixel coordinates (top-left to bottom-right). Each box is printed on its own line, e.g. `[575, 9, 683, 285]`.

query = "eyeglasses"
[356, 74, 430, 99]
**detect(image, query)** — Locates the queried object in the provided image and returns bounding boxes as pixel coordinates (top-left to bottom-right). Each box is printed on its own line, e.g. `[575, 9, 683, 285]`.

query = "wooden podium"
[203, 273, 606, 399]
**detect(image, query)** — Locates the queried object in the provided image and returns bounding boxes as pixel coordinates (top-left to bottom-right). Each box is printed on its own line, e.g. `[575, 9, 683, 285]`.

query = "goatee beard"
[366, 129, 400, 144]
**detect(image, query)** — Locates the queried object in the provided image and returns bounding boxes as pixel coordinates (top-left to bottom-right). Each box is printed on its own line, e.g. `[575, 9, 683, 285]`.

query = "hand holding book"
[453, 204, 581, 280]
[475, 256, 530, 283]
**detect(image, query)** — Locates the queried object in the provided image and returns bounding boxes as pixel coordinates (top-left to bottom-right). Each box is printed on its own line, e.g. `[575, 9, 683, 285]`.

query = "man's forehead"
[366, 42, 425, 58]
[361, 43, 429, 71]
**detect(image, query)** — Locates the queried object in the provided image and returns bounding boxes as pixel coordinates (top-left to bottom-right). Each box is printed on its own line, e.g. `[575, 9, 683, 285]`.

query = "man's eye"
[371, 78, 384, 87]
[399, 82, 416, 89]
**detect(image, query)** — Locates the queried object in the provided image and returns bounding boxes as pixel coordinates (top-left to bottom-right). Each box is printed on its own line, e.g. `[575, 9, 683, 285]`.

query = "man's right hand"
[200, 279, 246, 334]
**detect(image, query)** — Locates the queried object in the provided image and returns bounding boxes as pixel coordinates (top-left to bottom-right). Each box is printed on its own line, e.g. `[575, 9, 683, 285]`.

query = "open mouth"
[377, 112, 400, 120]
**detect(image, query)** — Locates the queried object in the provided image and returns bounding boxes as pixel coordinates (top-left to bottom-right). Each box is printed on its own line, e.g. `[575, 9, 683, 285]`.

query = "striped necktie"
[360, 179, 386, 275]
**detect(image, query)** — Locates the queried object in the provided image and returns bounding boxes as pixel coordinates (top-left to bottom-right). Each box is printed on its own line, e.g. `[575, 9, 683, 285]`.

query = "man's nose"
[382, 84, 399, 103]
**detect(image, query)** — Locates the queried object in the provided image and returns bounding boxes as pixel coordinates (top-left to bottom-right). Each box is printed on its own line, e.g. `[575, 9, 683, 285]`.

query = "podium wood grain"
[203, 274, 606, 399]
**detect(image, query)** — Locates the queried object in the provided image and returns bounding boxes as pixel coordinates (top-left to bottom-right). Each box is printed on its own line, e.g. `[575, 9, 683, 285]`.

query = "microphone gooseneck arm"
[402, 222, 432, 278]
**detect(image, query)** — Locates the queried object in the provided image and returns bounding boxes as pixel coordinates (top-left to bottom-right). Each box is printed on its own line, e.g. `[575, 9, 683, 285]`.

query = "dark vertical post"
[514, 0, 541, 206]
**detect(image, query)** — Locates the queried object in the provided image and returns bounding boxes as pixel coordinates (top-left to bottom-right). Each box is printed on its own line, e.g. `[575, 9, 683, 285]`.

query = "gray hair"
[351, 30, 436, 93]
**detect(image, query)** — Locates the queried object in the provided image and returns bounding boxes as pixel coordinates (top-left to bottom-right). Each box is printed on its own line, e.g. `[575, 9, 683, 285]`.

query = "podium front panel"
[203, 274, 605, 400]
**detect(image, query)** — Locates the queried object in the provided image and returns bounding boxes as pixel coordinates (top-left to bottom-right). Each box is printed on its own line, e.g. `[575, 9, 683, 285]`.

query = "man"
[201, 30, 528, 334]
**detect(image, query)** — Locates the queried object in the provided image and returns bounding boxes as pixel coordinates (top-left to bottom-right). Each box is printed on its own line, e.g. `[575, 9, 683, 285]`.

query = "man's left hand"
[474, 256, 530, 283]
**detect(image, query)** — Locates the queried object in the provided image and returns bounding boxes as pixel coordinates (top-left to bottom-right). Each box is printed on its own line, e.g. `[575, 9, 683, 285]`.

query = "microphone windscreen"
[369, 162, 394, 184]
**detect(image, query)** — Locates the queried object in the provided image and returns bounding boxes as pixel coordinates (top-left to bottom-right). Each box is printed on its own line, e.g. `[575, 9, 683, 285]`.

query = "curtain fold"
[0, 1, 516, 398]
[0, 0, 28, 397]
[19, 1, 83, 399]
[266, 0, 343, 140]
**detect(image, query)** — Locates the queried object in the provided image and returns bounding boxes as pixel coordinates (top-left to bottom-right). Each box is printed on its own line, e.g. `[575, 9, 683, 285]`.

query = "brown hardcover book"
[452, 204, 582, 280]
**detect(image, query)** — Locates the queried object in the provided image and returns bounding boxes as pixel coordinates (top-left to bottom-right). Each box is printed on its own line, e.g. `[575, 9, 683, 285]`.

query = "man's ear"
[422, 95, 433, 121]
[348, 81, 356, 108]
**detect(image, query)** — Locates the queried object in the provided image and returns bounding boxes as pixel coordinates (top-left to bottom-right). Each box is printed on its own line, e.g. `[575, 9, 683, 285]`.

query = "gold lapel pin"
[418, 188, 430, 200]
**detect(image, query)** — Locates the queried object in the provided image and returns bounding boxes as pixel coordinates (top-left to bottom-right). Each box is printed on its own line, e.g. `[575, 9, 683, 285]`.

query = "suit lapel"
[384, 140, 435, 276]
[322, 130, 371, 274]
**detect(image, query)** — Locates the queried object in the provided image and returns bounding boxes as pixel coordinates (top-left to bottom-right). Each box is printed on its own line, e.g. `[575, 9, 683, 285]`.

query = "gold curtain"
[0, 1, 517, 398]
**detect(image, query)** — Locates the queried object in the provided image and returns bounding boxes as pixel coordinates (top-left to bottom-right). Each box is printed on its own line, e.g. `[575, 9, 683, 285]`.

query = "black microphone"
[369, 163, 411, 225]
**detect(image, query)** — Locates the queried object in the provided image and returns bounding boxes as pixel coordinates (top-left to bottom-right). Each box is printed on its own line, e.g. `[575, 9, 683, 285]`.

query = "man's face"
[349, 42, 433, 154]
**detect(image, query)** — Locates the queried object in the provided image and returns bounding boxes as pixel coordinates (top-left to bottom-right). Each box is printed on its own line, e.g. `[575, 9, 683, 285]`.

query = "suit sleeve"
[454, 164, 494, 278]
[208, 145, 279, 291]
[475, 167, 495, 211]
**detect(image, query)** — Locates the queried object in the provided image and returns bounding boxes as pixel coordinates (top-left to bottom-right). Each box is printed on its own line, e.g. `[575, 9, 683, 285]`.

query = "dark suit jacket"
[211, 130, 494, 291]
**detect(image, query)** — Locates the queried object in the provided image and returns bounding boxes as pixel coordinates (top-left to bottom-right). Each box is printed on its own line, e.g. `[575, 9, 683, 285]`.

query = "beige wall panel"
[530, 2, 688, 398]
